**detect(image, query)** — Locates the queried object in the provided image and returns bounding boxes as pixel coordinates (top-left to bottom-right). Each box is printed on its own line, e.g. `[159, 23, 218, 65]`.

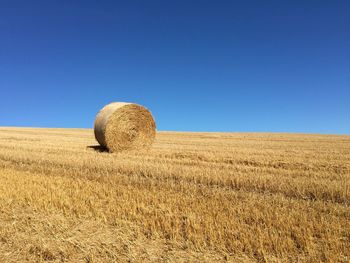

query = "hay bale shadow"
[87, 145, 109, 153]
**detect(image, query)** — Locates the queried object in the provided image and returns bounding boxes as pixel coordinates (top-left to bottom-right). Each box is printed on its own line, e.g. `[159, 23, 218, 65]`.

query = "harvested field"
[0, 127, 349, 262]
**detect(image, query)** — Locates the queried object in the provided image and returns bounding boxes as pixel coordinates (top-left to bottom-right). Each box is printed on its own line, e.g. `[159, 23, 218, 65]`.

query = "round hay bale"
[94, 102, 156, 152]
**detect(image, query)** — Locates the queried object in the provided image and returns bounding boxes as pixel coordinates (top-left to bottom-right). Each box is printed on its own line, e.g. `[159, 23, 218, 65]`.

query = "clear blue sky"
[0, 1, 349, 133]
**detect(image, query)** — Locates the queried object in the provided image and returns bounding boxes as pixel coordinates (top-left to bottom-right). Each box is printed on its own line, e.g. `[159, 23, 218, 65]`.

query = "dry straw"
[94, 102, 156, 152]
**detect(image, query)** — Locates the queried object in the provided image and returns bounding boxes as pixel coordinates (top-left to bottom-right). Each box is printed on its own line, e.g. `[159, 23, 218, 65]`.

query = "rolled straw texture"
[94, 102, 156, 152]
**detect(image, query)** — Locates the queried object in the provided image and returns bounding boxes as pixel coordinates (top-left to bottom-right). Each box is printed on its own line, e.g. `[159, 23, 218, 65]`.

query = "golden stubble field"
[0, 127, 349, 262]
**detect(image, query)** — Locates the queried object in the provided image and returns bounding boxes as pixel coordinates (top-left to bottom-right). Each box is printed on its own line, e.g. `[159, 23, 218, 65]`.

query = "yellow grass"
[0, 127, 349, 262]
